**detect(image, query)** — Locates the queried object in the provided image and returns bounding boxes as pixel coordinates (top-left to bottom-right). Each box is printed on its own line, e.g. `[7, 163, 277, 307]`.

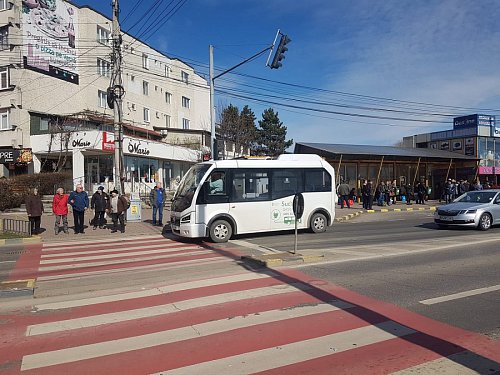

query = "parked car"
[434, 190, 500, 230]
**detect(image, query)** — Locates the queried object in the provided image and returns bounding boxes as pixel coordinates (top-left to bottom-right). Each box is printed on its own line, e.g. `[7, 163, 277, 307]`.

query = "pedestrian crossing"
[1, 238, 499, 374]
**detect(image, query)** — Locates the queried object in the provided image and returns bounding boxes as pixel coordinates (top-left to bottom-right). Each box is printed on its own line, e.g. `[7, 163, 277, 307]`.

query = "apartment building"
[0, 0, 211, 191]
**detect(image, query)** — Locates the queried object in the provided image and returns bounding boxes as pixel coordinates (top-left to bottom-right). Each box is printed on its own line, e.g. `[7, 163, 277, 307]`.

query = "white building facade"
[0, 0, 211, 192]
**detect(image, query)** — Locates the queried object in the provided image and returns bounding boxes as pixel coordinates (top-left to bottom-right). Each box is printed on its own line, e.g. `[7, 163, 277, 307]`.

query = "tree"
[217, 104, 257, 157]
[254, 108, 293, 157]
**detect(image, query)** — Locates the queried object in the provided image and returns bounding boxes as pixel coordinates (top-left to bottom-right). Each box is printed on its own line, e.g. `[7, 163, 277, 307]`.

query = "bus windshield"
[171, 163, 211, 212]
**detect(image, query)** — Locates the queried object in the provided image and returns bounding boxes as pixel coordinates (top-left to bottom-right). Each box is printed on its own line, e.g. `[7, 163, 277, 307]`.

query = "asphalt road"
[227, 210, 500, 340]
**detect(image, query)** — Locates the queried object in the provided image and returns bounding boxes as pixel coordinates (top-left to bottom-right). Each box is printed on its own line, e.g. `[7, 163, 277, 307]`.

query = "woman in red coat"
[25, 188, 44, 235]
[53, 187, 69, 235]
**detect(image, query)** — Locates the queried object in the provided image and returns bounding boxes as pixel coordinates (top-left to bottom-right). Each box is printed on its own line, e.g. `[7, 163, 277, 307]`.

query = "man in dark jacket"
[106, 190, 128, 233]
[150, 182, 166, 226]
[69, 184, 89, 234]
[90, 186, 108, 230]
[25, 188, 44, 235]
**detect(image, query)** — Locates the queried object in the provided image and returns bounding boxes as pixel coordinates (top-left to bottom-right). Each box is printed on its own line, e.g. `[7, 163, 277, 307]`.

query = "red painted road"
[0, 237, 498, 374]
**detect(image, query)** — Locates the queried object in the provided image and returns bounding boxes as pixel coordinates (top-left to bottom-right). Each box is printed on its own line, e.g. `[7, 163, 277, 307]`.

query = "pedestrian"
[90, 186, 108, 230]
[106, 189, 128, 233]
[25, 188, 44, 235]
[337, 180, 351, 209]
[366, 180, 373, 210]
[361, 180, 368, 209]
[150, 182, 166, 226]
[406, 183, 414, 205]
[444, 179, 452, 203]
[69, 184, 89, 234]
[416, 182, 426, 204]
[52, 187, 69, 235]
[377, 182, 386, 206]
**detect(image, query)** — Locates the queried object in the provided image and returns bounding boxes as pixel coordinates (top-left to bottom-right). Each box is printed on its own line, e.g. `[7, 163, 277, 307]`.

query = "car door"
[491, 192, 500, 224]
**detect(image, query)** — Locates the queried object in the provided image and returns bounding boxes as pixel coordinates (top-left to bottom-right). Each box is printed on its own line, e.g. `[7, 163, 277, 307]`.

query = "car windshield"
[171, 163, 211, 212]
[456, 191, 497, 204]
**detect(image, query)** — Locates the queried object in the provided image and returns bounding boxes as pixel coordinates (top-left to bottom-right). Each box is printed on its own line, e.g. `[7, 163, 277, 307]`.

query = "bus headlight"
[180, 213, 191, 223]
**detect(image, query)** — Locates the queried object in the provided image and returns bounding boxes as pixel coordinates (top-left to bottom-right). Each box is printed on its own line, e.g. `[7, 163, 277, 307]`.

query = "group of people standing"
[441, 178, 490, 203]
[25, 182, 168, 236]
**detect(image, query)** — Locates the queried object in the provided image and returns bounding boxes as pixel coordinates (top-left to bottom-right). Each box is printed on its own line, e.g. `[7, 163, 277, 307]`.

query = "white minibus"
[170, 154, 337, 242]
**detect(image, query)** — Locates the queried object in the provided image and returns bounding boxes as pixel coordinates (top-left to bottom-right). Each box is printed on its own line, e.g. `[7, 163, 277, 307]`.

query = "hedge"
[0, 172, 72, 211]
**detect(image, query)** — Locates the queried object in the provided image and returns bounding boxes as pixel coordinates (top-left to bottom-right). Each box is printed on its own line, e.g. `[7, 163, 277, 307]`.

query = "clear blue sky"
[72, 0, 500, 147]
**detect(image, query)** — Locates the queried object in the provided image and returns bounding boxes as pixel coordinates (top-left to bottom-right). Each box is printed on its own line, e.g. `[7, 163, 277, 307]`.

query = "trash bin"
[127, 198, 142, 222]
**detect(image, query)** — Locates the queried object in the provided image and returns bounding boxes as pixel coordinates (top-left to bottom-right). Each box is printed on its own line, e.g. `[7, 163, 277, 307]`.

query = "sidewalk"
[0, 208, 169, 244]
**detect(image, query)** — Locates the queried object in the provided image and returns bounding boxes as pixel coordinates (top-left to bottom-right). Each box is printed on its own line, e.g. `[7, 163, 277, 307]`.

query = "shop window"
[0, 109, 9, 130]
[0, 67, 8, 89]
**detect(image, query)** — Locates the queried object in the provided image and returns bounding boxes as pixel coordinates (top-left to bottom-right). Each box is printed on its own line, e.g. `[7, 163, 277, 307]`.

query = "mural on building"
[22, 0, 79, 84]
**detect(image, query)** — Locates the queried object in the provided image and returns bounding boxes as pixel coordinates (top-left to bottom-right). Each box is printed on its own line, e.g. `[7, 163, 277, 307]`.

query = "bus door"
[197, 170, 230, 226]
[229, 170, 271, 233]
[270, 169, 303, 231]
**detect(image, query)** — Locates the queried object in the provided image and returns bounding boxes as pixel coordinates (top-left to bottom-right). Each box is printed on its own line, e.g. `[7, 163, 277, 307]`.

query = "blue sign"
[453, 114, 478, 129]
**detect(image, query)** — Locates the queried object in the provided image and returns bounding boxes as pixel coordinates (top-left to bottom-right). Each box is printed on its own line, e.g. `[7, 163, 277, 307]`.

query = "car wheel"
[209, 219, 232, 242]
[478, 213, 492, 231]
[310, 213, 327, 233]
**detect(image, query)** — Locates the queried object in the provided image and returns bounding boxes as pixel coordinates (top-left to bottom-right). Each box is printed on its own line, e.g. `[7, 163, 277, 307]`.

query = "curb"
[241, 253, 325, 268]
[0, 279, 36, 298]
[334, 206, 437, 223]
[0, 235, 41, 247]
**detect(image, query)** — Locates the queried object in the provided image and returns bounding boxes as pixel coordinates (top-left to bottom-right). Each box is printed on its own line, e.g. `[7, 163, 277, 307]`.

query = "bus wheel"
[209, 219, 232, 242]
[310, 213, 327, 233]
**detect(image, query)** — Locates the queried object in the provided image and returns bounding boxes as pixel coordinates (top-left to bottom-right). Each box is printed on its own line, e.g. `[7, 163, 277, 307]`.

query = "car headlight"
[465, 209, 476, 214]
[180, 213, 191, 223]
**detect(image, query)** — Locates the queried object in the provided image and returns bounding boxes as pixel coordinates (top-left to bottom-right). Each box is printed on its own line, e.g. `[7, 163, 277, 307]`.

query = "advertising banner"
[439, 141, 449, 151]
[22, 0, 79, 84]
[0, 149, 33, 164]
[452, 139, 463, 151]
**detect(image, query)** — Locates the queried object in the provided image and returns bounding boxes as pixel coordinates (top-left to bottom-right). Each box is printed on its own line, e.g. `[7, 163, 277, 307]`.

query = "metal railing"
[1, 218, 32, 236]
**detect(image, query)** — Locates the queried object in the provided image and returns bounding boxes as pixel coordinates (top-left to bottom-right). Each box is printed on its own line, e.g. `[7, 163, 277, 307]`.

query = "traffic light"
[270, 34, 291, 69]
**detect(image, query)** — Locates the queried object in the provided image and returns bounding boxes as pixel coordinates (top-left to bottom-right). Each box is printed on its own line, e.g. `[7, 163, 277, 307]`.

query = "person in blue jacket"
[69, 184, 89, 234]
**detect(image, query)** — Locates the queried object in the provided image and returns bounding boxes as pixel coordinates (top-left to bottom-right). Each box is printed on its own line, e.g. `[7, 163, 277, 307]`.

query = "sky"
[71, 0, 500, 148]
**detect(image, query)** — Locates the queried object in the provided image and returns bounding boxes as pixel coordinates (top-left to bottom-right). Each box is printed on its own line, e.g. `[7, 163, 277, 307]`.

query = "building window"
[97, 26, 110, 45]
[181, 70, 189, 84]
[40, 118, 49, 131]
[0, 26, 8, 50]
[142, 53, 149, 69]
[165, 92, 171, 104]
[182, 118, 190, 129]
[0, 0, 8, 11]
[130, 75, 135, 82]
[143, 107, 150, 123]
[165, 114, 171, 128]
[0, 109, 9, 130]
[0, 67, 8, 90]
[97, 58, 111, 77]
[181, 96, 190, 108]
[143, 80, 149, 95]
[165, 65, 171, 77]
[98, 90, 108, 108]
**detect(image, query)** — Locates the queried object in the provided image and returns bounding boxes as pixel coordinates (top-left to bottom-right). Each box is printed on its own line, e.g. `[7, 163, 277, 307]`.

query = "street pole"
[111, 0, 124, 193]
[209, 45, 216, 160]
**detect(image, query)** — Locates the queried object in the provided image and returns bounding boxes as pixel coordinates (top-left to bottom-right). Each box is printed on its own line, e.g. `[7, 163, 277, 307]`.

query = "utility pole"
[110, 0, 125, 193]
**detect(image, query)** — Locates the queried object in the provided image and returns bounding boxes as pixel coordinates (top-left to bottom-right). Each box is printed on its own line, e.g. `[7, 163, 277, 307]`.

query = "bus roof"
[207, 154, 332, 170]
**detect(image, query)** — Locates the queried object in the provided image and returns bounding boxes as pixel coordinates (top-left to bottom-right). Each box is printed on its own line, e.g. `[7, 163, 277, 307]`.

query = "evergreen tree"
[255, 108, 293, 156]
[218, 104, 257, 157]
[238, 105, 257, 155]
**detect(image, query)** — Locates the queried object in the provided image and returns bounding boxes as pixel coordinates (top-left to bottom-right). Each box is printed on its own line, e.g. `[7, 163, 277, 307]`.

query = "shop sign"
[0, 149, 33, 164]
[102, 132, 115, 151]
[453, 114, 478, 130]
[452, 140, 463, 151]
[478, 166, 494, 175]
[127, 141, 150, 156]
[72, 138, 91, 148]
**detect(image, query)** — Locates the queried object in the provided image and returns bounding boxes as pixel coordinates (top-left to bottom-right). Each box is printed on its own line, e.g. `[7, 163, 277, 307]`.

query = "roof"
[294, 142, 478, 161]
